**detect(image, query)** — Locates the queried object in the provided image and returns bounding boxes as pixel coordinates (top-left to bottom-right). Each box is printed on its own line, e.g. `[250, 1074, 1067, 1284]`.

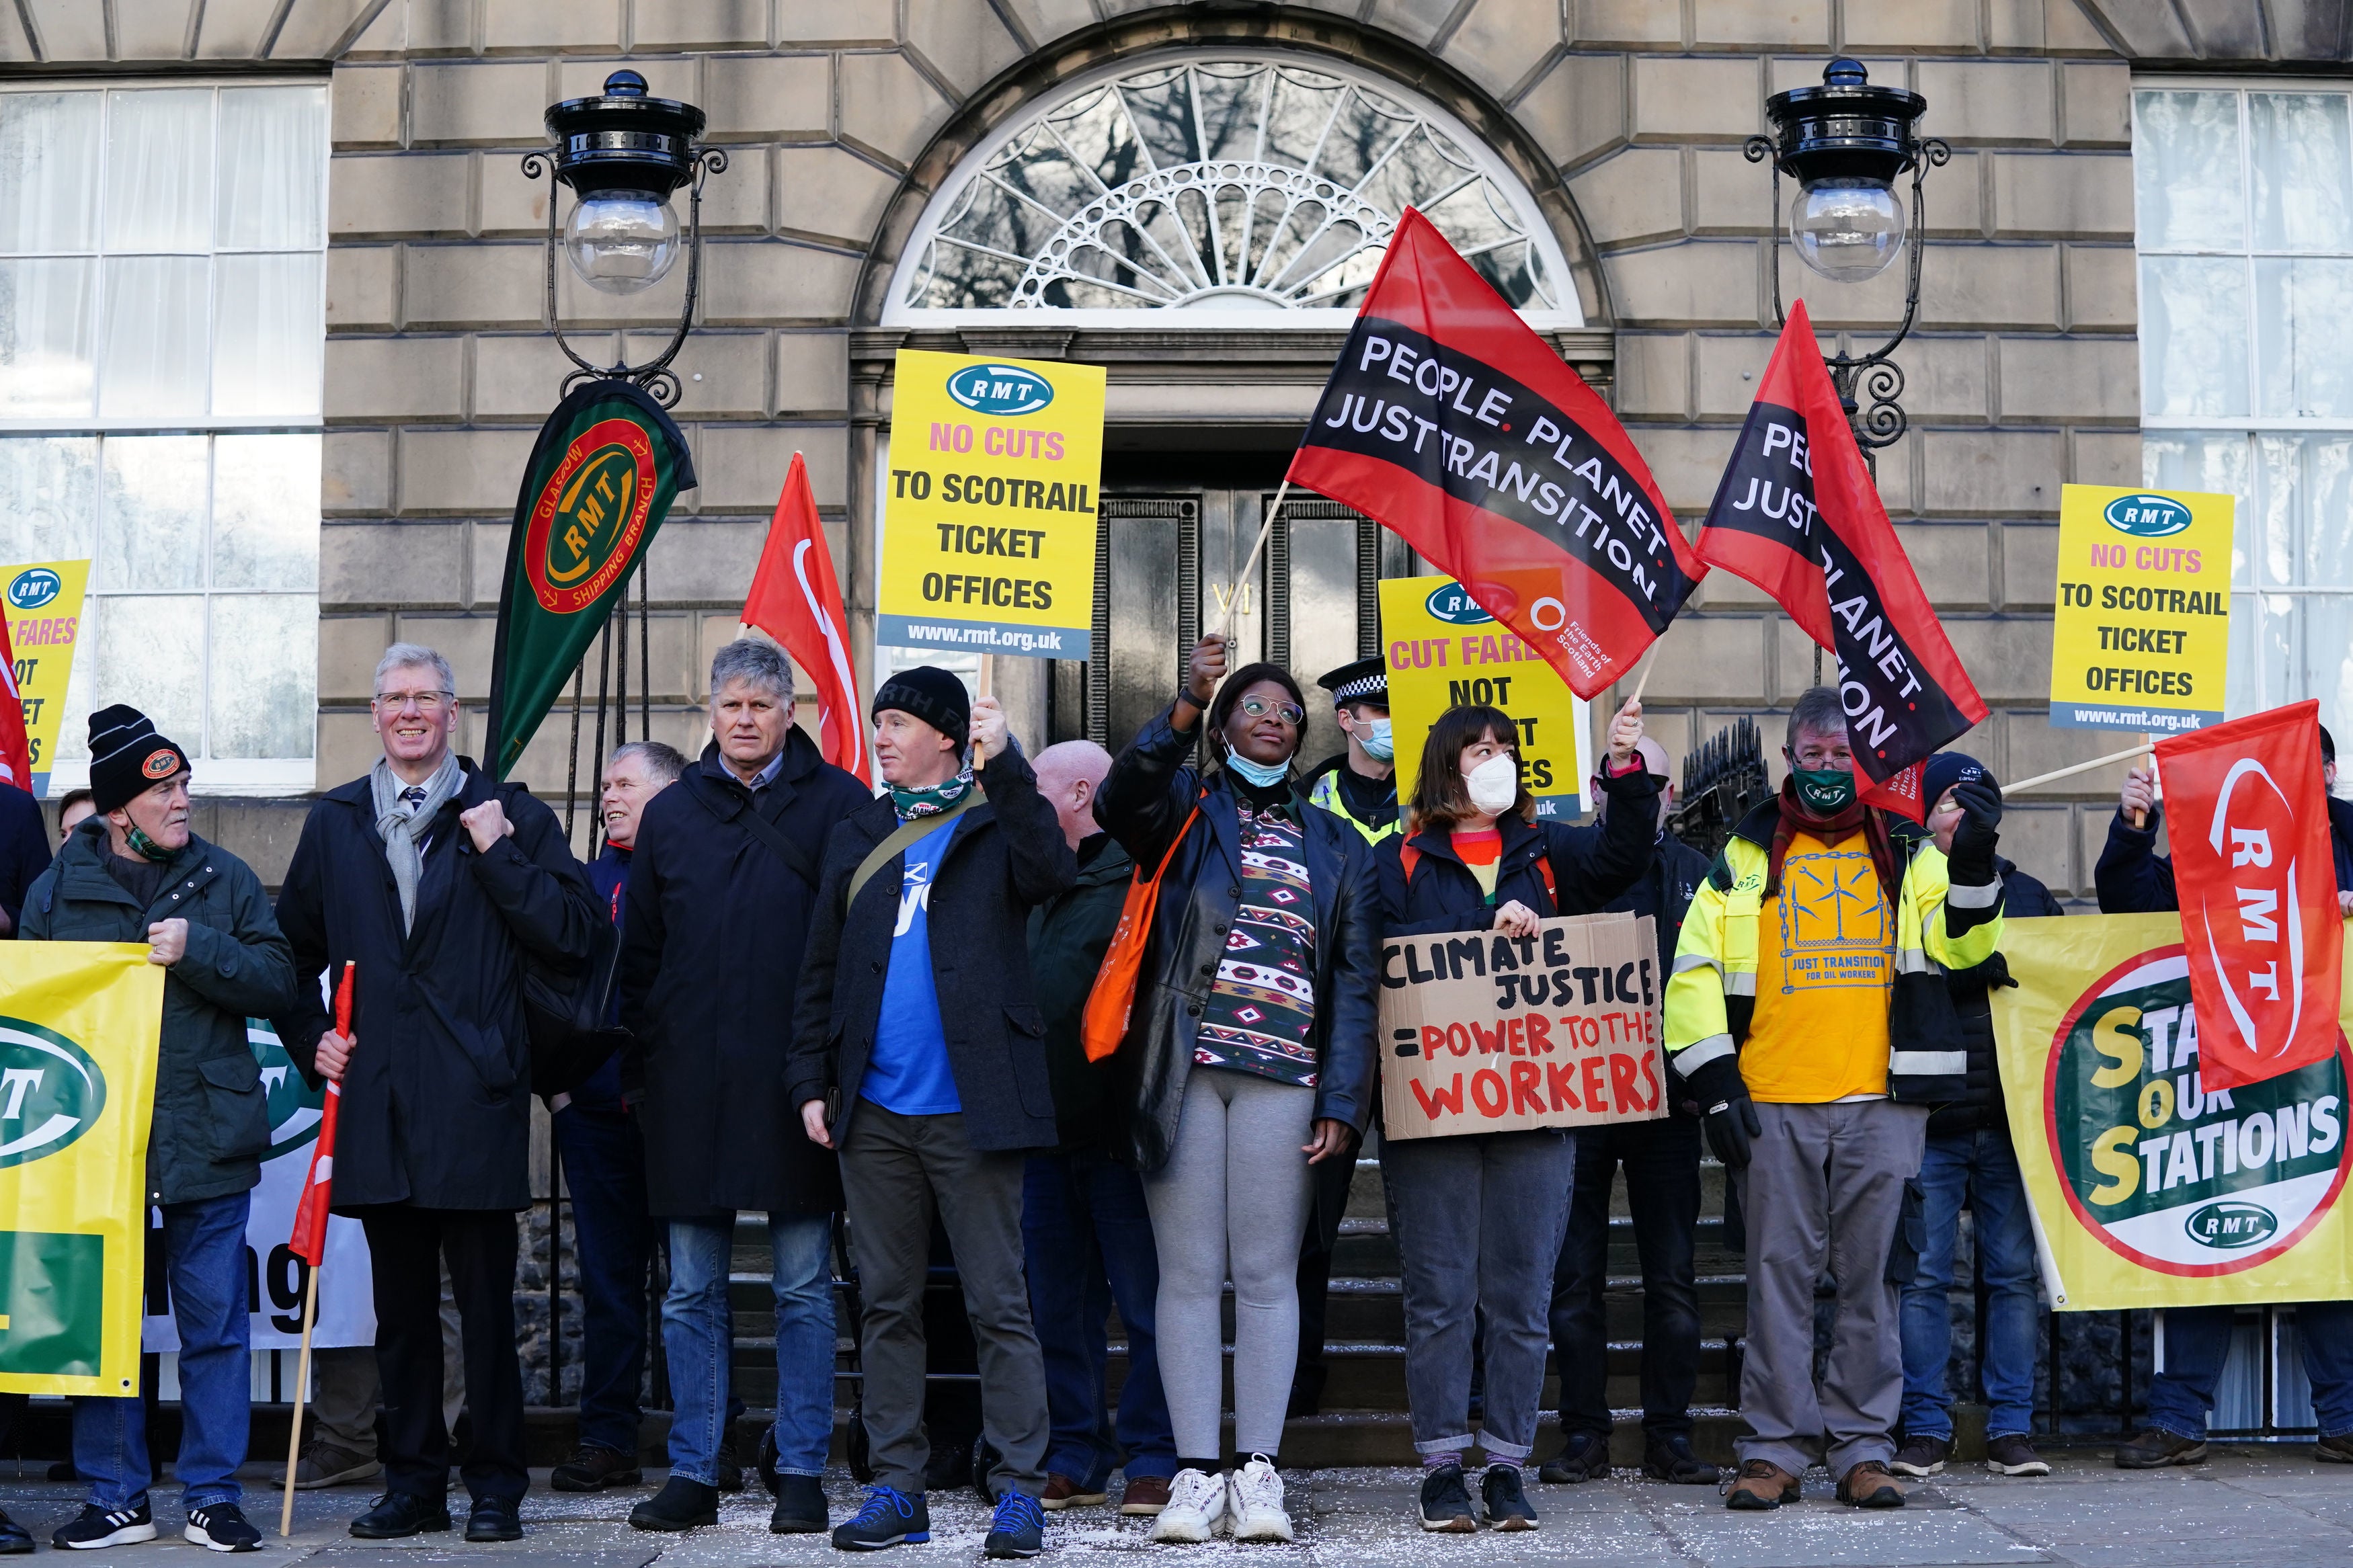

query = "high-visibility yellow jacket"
[1665, 800, 2004, 1104]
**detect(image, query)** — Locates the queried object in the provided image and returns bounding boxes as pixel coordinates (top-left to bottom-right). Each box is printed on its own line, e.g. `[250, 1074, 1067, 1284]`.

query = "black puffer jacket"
[1929, 856, 2065, 1139]
[1094, 704, 1381, 1175]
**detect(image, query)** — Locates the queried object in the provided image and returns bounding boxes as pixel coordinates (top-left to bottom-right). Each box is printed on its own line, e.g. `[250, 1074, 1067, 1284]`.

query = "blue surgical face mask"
[1359, 716, 1394, 763]
[1225, 749, 1291, 789]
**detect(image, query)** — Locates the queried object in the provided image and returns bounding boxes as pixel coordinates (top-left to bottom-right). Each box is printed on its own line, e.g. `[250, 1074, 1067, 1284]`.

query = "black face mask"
[1792, 766, 1857, 815]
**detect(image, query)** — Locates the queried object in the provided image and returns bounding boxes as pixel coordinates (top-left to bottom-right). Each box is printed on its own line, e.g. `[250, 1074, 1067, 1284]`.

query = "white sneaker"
[1147, 1468, 1228, 1543]
[1228, 1456, 1293, 1543]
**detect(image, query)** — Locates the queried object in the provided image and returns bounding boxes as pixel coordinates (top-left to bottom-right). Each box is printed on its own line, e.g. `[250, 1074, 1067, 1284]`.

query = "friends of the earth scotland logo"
[0, 1019, 105, 1169]
[2103, 493, 2193, 538]
[946, 363, 1053, 417]
[5, 569, 59, 611]
[2047, 945, 2349, 1275]
[522, 415, 659, 615]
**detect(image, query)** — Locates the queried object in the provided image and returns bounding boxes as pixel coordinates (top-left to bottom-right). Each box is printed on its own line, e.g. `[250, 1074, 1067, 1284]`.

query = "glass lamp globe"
[1790, 179, 1905, 282]
[563, 191, 682, 294]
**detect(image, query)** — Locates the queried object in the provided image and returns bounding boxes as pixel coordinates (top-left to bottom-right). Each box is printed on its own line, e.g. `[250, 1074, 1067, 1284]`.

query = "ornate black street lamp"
[1746, 57, 1950, 457]
[520, 69, 727, 406]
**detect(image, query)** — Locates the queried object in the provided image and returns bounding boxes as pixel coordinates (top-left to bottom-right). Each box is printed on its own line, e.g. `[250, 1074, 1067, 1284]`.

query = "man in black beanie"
[787, 667, 1074, 1558]
[26, 706, 295, 1552]
[1890, 753, 2065, 1483]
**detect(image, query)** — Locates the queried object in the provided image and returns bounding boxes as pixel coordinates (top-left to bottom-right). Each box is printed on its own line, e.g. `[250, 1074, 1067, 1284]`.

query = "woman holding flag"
[1094, 632, 1378, 1546]
[1374, 697, 1654, 1532]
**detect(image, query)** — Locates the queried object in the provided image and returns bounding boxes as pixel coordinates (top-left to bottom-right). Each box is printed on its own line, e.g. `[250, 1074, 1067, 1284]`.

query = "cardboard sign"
[878, 349, 1105, 661]
[1380, 575, 1592, 819]
[2049, 484, 2233, 735]
[1378, 911, 1667, 1139]
[0, 560, 85, 798]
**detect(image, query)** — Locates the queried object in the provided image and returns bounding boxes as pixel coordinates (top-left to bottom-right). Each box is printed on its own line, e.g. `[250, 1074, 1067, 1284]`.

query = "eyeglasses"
[374, 690, 454, 714]
[1238, 696, 1305, 727]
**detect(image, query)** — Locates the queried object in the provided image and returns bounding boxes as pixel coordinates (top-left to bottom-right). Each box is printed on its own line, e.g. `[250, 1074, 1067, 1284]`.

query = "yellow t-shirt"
[1740, 828, 1896, 1103]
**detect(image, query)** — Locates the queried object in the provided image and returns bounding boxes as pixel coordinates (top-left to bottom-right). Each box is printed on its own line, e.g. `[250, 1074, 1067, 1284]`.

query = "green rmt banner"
[485, 379, 696, 779]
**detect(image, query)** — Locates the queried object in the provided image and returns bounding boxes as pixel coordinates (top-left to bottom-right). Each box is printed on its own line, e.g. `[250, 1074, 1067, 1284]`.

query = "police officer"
[1300, 656, 1399, 846]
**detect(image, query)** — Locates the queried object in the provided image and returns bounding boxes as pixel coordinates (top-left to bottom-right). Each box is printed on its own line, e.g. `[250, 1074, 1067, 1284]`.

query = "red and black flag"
[1696, 300, 1985, 816]
[1287, 208, 1705, 700]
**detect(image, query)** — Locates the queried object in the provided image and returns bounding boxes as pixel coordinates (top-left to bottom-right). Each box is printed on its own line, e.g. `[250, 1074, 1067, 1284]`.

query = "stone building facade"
[4, 0, 2347, 1434]
[0, 0, 2332, 893]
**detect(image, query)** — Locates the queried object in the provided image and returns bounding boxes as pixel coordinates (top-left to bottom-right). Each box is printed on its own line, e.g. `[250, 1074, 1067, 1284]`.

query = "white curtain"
[212, 253, 322, 417]
[102, 89, 211, 254]
[97, 255, 207, 417]
[214, 86, 325, 251]
[0, 258, 95, 417]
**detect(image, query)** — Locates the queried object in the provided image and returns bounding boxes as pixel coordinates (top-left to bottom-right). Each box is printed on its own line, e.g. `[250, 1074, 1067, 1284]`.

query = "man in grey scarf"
[274, 643, 598, 1546]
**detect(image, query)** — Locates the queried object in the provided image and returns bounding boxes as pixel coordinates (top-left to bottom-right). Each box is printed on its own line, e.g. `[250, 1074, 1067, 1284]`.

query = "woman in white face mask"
[1373, 698, 1654, 1534]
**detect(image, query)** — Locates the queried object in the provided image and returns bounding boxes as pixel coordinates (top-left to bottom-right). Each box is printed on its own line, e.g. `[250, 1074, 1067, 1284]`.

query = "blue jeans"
[77, 1192, 250, 1512]
[662, 1212, 834, 1481]
[554, 1103, 656, 1456]
[2148, 1301, 2353, 1439]
[1899, 1129, 2040, 1442]
[1021, 1152, 1176, 1489]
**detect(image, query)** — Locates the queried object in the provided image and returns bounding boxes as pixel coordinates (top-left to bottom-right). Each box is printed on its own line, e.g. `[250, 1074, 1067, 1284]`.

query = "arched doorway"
[860, 44, 1606, 761]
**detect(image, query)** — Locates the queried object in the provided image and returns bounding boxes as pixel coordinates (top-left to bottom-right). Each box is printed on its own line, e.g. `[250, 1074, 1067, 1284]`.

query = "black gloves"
[1679, 1053, 1761, 1171]
[1948, 778, 2003, 882]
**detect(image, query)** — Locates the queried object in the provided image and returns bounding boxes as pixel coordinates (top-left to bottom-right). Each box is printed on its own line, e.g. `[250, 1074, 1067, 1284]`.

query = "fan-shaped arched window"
[887, 52, 1577, 325]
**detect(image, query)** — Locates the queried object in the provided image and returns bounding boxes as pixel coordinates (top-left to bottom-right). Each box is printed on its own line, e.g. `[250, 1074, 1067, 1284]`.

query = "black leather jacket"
[1094, 704, 1381, 1175]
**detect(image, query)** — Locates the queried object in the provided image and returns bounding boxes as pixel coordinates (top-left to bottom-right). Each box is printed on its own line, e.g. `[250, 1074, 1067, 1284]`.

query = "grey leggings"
[1143, 1067, 1316, 1459]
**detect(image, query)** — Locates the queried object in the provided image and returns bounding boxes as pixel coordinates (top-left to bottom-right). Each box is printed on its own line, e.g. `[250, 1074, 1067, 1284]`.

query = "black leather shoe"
[1642, 1433, 1722, 1485]
[770, 1473, 828, 1534]
[348, 1493, 452, 1539]
[715, 1432, 746, 1493]
[630, 1476, 720, 1532]
[0, 1508, 28, 1555]
[464, 1496, 523, 1542]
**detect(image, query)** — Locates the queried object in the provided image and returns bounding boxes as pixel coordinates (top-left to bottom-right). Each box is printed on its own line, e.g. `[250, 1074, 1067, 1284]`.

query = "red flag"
[2157, 701, 2345, 1091]
[290, 962, 353, 1268]
[1696, 302, 1986, 821]
[1287, 208, 1706, 700]
[0, 613, 35, 792]
[743, 452, 865, 776]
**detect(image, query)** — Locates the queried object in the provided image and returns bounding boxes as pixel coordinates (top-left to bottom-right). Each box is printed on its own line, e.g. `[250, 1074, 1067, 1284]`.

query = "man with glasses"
[274, 645, 598, 1545]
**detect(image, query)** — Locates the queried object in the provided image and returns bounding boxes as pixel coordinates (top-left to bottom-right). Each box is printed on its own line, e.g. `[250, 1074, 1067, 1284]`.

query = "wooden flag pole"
[278, 1263, 321, 1538]
[2003, 740, 2155, 796]
[1626, 646, 1658, 708]
[1216, 481, 1294, 641]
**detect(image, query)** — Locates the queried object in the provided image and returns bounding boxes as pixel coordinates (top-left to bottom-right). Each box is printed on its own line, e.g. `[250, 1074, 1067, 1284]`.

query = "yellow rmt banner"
[1994, 914, 2353, 1311]
[2047, 485, 2232, 736]
[0, 945, 161, 1393]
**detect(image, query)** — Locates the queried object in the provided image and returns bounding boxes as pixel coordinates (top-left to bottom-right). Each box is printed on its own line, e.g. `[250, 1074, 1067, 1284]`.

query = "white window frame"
[2131, 74, 2353, 725]
[0, 75, 328, 796]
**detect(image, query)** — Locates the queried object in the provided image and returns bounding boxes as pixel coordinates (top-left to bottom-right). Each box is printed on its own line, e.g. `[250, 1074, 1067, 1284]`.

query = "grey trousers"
[1383, 1128, 1576, 1460]
[1732, 1098, 1927, 1477]
[840, 1104, 1049, 1498]
[1142, 1068, 1316, 1460]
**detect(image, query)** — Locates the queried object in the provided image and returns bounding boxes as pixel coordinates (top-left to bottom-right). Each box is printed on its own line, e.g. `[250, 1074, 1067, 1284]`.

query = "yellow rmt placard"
[0, 944, 161, 1394]
[1380, 576, 1592, 819]
[0, 561, 88, 798]
[2049, 485, 2233, 735]
[879, 349, 1105, 661]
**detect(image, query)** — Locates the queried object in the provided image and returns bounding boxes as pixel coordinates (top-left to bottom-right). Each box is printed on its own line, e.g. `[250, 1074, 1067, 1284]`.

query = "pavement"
[3, 1446, 2348, 1565]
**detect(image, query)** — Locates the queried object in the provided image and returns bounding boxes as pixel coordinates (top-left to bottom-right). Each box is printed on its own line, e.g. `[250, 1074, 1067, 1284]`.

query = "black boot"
[770, 1473, 828, 1534]
[629, 1477, 720, 1532]
[1642, 1433, 1721, 1485]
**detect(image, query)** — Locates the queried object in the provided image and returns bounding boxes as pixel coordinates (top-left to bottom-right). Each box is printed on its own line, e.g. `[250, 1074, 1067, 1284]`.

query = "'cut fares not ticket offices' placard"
[2048, 484, 2233, 735]
[878, 349, 1104, 661]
